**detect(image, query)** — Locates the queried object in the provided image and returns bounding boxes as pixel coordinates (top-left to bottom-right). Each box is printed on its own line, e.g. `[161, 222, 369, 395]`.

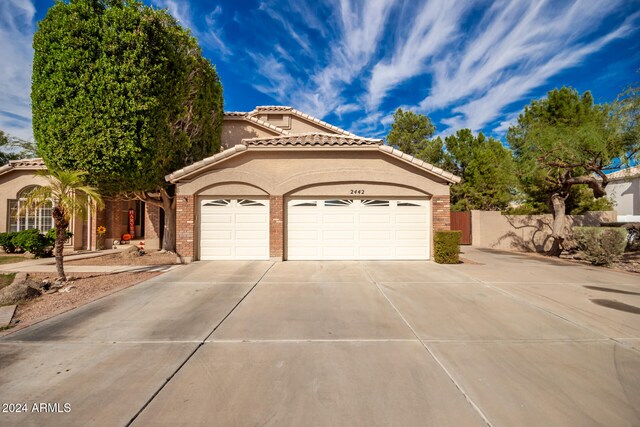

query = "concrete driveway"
[1, 248, 639, 426]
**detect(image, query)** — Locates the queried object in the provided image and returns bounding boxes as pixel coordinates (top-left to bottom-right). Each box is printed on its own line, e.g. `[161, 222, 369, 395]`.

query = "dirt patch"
[560, 251, 640, 274]
[4, 271, 159, 333]
[67, 249, 178, 266]
[0, 253, 32, 265]
[0, 273, 15, 291]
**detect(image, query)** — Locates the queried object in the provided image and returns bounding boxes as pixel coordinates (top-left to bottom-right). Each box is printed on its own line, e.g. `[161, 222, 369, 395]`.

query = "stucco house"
[0, 106, 459, 261]
[605, 165, 640, 222]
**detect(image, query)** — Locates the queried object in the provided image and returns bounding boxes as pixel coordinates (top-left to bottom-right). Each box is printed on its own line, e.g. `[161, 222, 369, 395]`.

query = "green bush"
[0, 232, 18, 253]
[45, 228, 72, 243]
[10, 229, 52, 258]
[434, 230, 461, 264]
[573, 227, 627, 266]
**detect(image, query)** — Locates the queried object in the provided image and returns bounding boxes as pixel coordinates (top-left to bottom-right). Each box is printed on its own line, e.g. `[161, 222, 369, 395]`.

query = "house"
[605, 165, 640, 222]
[0, 106, 459, 260]
[169, 106, 459, 262]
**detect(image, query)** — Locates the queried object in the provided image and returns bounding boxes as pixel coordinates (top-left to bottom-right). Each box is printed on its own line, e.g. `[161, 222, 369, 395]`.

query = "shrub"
[11, 229, 52, 258]
[434, 230, 461, 264]
[45, 228, 73, 244]
[0, 232, 18, 253]
[573, 227, 627, 266]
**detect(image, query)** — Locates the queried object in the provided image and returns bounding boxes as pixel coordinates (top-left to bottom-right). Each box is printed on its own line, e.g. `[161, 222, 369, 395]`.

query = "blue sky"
[1, 0, 639, 142]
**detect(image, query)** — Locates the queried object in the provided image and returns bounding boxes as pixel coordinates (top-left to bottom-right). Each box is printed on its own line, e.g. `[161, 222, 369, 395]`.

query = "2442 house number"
[350, 189, 365, 195]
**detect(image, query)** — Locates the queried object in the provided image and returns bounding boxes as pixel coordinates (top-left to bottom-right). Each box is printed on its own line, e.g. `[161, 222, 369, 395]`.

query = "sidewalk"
[0, 250, 179, 273]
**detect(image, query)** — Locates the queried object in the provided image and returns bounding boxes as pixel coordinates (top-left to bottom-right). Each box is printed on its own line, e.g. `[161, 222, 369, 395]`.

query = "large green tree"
[444, 129, 517, 211]
[508, 87, 636, 256]
[32, 0, 223, 251]
[386, 108, 444, 165]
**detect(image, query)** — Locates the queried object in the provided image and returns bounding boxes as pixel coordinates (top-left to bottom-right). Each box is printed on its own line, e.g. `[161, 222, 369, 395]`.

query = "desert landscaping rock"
[0, 281, 41, 306]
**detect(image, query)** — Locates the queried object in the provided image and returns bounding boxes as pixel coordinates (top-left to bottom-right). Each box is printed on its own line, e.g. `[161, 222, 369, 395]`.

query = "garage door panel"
[288, 214, 318, 224]
[395, 214, 427, 224]
[200, 199, 269, 260]
[235, 214, 267, 224]
[200, 230, 233, 240]
[395, 230, 426, 240]
[288, 229, 319, 240]
[322, 230, 355, 240]
[201, 214, 233, 224]
[235, 230, 267, 240]
[359, 230, 392, 240]
[359, 214, 391, 223]
[287, 198, 430, 260]
[324, 214, 355, 223]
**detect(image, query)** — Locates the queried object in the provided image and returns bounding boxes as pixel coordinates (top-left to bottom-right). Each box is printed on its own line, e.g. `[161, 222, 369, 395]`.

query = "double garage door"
[199, 198, 430, 260]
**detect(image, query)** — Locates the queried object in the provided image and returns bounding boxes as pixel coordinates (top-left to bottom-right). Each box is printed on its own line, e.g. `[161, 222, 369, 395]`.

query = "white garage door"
[200, 199, 269, 260]
[287, 199, 430, 260]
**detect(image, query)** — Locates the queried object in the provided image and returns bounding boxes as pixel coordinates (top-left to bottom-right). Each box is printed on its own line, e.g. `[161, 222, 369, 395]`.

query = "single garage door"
[200, 198, 269, 260]
[287, 199, 430, 260]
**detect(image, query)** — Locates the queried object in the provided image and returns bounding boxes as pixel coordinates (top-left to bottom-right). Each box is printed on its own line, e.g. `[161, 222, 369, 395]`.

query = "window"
[203, 199, 231, 207]
[238, 199, 265, 207]
[397, 201, 421, 207]
[362, 200, 390, 207]
[8, 186, 54, 233]
[292, 201, 317, 207]
[324, 200, 353, 207]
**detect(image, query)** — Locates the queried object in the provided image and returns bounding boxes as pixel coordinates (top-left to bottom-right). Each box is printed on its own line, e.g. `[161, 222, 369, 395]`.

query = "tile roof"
[242, 133, 382, 147]
[605, 165, 640, 180]
[166, 142, 460, 184]
[248, 106, 358, 137]
[224, 112, 289, 135]
[0, 158, 46, 176]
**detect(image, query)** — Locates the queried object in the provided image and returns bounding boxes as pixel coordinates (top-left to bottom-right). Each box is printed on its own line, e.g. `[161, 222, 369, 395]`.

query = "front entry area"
[287, 198, 430, 260]
[199, 198, 269, 260]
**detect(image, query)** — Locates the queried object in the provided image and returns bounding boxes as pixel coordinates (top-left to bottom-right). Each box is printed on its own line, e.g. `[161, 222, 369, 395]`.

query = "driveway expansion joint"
[125, 261, 276, 427]
[358, 261, 495, 427]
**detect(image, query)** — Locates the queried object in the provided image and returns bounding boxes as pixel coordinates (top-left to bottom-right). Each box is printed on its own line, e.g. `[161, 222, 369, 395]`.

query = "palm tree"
[26, 170, 104, 281]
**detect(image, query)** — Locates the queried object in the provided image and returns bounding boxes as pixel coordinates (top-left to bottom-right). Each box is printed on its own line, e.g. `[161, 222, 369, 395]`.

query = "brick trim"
[176, 195, 195, 262]
[432, 195, 451, 231]
[269, 195, 284, 260]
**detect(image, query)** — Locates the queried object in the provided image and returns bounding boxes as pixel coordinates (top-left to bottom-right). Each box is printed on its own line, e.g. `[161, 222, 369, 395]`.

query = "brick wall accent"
[269, 195, 284, 260]
[176, 195, 195, 261]
[144, 203, 161, 250]
[432, 195, 451, 231]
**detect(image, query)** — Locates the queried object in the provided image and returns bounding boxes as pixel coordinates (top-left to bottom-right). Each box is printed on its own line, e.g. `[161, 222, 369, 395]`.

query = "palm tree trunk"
[53, 207, 68, 281]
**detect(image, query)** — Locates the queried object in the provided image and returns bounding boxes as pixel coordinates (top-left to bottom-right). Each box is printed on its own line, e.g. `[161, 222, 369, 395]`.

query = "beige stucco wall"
[253, 113, 339, 135]
[176, 150, 451, 197]
[0, 169, 50, 233]
[606, 178, 639, 218]
[471, 210, 617, 252]
[221, 120, 281, 150]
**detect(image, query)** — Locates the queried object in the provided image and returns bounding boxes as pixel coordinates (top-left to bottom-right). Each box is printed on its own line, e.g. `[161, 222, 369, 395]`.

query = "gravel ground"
[67, 250, 178, 266]
[6, 271, 160, 333]
[560, 251, 640, 274]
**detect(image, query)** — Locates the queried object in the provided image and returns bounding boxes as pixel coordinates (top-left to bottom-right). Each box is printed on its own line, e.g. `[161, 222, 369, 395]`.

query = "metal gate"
[450, 211, 472, 245]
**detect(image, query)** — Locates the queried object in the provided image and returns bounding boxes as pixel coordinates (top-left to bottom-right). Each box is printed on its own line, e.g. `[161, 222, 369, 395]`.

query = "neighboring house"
[0, 106, 460, 260]
[0, 158, 155, 250]
[605, 165, 640, 222]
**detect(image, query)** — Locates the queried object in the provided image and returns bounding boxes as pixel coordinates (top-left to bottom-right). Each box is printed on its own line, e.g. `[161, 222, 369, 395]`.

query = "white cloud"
[153, 0, 231, 56]
[0, 0, 36, 141]
[278, 0, 394, 117]
[420, 0, 638, 132]
[366, 0, 472, 110]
